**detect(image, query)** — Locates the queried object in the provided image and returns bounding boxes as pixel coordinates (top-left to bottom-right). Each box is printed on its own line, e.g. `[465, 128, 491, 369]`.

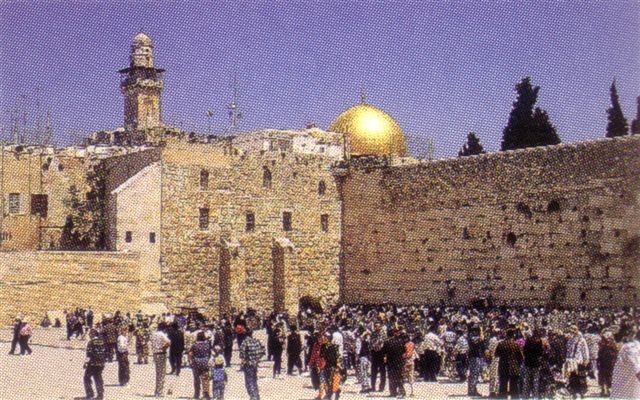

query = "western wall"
[340, 135, 640, 307]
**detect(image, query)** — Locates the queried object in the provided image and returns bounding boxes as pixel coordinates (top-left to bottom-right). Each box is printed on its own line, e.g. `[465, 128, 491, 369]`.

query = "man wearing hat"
[8, 316, 22, 355]
[84, 328, 106, 400]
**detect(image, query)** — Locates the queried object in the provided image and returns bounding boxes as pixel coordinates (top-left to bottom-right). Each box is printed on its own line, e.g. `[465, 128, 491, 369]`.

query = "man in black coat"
[287, 326, 303, 375]
[495, 328, 524, 398]
[168, 322, 185, 376]
[384, 328, 407, 398]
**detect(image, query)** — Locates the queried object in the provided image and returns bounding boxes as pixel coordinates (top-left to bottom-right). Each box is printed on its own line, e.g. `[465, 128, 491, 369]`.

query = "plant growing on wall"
[59, 161, 107, 250]
[501, 77, 561, 150]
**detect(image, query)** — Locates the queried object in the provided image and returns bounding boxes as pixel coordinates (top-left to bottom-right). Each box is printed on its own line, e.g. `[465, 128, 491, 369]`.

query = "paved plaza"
[0, 328, 604, 400]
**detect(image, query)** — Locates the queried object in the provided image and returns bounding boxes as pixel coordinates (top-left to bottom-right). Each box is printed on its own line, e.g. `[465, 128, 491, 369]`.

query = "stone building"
[0, 32, 638, 325]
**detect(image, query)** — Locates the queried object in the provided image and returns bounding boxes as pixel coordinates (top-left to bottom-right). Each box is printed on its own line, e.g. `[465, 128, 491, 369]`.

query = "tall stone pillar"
[273, 237, 298, 315]
[219, 238, 245, 316]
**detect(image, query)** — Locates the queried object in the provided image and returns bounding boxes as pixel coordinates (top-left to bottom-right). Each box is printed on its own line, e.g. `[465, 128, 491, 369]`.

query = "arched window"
[263, 167, 272, 189]
[318, 180, 326, 196]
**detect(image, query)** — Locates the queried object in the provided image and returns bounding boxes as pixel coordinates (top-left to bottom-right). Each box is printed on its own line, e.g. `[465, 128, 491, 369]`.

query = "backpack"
[212, 367, 226, 382]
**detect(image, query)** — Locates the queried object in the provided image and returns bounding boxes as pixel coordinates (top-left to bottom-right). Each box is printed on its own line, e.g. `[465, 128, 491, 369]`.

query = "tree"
[606, 79, 629, 137]
[458, 132, 486, 157]
[631, 96, 640, 135]
[501, 77, 560, 151]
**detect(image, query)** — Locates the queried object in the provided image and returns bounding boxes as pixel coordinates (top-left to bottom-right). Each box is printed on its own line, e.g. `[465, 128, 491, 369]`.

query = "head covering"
[214, 355, 225, 366]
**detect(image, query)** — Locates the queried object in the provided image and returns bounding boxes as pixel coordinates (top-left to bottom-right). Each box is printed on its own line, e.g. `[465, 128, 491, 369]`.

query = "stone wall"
[0, 251, 142, 325]
[340, 136, 640, 307]
[159, 141, 342, 316]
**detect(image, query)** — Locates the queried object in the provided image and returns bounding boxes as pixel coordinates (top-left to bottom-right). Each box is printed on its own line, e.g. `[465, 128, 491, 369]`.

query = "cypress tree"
[606, 80, 629, 137]
[631, 96, 640, 135]
[501, 77, 560, 150]
[458, 132, 486, 157]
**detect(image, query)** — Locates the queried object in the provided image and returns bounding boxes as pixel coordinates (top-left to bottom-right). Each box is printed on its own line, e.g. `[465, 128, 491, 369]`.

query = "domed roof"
[133, 32, 153, 46]
[328, 103, 408, 157]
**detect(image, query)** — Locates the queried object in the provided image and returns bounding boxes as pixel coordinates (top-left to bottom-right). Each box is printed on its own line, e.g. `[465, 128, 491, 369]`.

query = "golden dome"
[328, 103, 408, 157]
[133, 32, 153, 46]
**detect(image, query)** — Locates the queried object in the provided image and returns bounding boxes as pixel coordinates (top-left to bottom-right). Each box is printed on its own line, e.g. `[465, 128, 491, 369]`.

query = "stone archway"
[272, 237, 296, 314]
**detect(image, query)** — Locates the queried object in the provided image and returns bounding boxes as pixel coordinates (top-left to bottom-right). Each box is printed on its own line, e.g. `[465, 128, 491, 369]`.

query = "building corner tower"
[118, 32, 164, 135]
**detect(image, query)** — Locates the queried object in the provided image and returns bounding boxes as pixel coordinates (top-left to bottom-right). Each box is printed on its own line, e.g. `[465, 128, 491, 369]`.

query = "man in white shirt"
[116, 327, 130, 386]
[151, 322, 171, 397]
[611, 329, 640, 400]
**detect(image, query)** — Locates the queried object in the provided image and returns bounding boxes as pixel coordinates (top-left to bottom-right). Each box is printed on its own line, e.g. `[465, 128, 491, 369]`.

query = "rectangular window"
[31, 194, 48, 218]
[199, 208, 209, 230]
[7, 193, 20, 214]
[246, 212, 255, 232]
[321, 214, 329, 232]
[200, 170, 209, 191]
[282, 211, 292, 231]
[125, 231, 132, 243]
[149, 232, 156, 243]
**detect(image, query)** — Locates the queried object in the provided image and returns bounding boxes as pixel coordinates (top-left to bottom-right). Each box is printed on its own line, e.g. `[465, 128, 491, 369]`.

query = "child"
[211, 355, 227, 400]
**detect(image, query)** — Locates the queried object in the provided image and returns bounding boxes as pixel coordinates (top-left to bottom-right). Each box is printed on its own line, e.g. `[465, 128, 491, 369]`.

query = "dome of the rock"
[328, 103, 408, 157]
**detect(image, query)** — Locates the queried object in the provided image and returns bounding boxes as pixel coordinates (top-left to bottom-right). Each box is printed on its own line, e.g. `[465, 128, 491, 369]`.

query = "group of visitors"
[7, 315, 33, 356]
[6, 304, 640, 399]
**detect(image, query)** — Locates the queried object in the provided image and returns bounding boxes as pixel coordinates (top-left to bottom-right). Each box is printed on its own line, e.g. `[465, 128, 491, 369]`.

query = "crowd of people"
[7, 304, 640, 400]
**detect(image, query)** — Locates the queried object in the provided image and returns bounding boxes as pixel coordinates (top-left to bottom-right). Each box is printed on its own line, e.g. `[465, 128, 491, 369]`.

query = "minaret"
[118, 32, 165, 133]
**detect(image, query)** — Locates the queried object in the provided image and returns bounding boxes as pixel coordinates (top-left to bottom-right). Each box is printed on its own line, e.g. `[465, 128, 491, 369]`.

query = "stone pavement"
[0, 328, 603, 399]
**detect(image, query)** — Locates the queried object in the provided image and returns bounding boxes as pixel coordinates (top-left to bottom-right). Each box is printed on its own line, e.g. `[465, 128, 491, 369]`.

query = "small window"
[31, 194, 48, 218]
[318, 180, 326, 196]
[58, 163, 64, 171]
[200, 170, 209, 191]
[263, 167, 272, 189]
[149, 232, 156, 243]
[199, 208, 209, 230]
[7, 193, 20, 214]
[125, 231, 132, 243]
[320, 214, 329, 232]
[282, 211, 292, 231]
[246, 212, 255, 232]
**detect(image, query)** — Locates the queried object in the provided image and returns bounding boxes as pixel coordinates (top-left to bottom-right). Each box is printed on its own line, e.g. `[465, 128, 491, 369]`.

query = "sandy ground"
[0, 328, 602, 399]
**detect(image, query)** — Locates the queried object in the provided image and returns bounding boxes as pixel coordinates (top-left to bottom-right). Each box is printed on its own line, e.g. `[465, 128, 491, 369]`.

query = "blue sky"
[1, 1, 638, 158]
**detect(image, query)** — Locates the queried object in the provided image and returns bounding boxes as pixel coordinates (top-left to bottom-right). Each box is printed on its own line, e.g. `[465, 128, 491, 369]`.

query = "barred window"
[263, 167, 272, 189]
[246, 211, 255, 232]
[200, 170, 209, 191]
[321, 214, 329, 232]
[318, 180, 326, 196]
[199, 208, 209, 230]
[282, 211, 292, 231]
[7, 193, 20, 214]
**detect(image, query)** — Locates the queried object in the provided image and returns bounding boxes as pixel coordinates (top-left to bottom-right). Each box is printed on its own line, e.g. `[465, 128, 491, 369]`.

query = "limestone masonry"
[0, 33, 638, 325]
[340, 136, 640, 307]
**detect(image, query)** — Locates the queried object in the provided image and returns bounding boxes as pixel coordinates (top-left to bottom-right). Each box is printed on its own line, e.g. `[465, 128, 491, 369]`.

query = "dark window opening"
[200, 170, 209, 191]
[246, 212, 255, 232]
[262, 167, 272, 189]
[506, 232, 518, 246]
[516, 202, 532, 219]
[580, 291, 587, 301]
[282, 211, 292, 231]
[58, 163, 64, 171]
[31, 194, 48, 218]
[125, 231, 132, 243]
[547, 200, 561, 213]
[462, 227, 471, 240]
[199, 208, 209, 230]
[320, 214, 329, 232]
[149, 232, 156, 243]
[318, 180, 326, 196]
[7, 193, 20, 214]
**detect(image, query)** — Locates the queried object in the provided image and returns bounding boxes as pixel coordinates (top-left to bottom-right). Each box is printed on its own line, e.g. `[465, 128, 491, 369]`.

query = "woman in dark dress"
[597, 331, 618, 397]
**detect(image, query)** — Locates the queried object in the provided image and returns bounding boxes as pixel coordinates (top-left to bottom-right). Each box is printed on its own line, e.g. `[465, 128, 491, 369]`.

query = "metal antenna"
[360, 85, 367, 104]
[227, 74, 243, 135]
[44, 109, 52, 146]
